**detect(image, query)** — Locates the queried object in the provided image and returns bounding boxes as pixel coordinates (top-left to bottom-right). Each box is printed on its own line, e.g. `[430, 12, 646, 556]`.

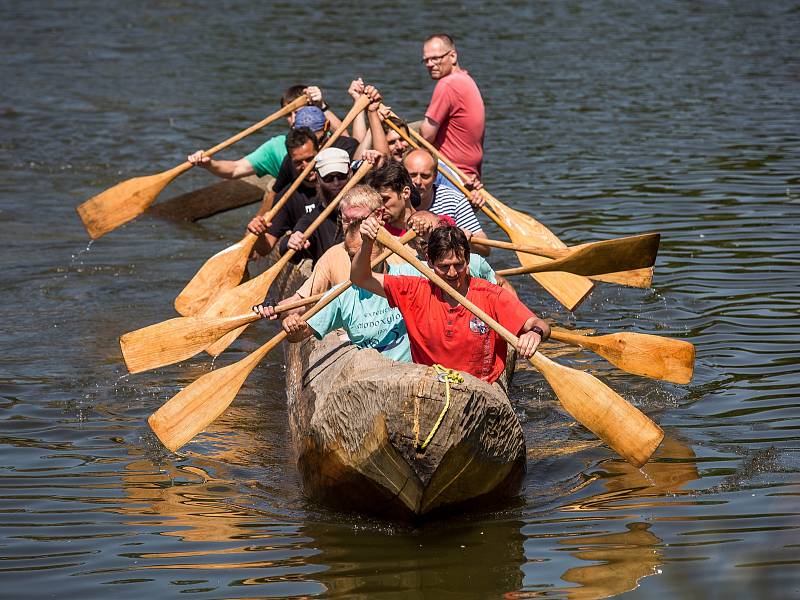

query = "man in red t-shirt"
[420, 33, 486, 179]
[351, 216, 550, 383]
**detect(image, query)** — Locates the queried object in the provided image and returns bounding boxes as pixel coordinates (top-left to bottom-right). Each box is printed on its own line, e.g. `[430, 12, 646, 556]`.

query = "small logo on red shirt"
[469, 316, 489, 335]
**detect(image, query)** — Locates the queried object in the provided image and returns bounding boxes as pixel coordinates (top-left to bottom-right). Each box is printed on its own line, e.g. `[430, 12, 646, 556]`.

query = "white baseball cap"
[315, 148, 350, 178]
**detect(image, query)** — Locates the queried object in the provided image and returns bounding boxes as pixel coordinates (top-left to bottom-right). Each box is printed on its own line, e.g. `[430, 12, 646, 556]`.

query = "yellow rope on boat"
[417, 364, 464, 452]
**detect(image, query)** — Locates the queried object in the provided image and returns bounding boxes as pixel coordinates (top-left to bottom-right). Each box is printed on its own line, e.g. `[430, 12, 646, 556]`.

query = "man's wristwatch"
[319, 102, 329, 112]
[530, 326, 545, 339]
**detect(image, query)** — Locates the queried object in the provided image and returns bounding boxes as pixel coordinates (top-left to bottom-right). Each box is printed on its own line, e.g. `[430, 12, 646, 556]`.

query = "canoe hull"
[285, 334, 525, 519]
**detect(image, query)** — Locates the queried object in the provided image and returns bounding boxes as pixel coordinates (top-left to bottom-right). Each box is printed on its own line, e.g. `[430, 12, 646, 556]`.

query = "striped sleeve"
[429, 185, 483, 233]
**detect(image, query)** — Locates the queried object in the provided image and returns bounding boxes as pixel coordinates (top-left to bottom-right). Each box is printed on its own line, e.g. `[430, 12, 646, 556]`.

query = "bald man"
[403, 148, 489, 256]
[420, 33, 485, 179]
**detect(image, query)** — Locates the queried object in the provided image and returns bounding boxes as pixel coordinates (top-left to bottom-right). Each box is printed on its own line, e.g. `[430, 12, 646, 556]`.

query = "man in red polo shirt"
[420, 33, 485, 179]
[351, 216, 550, 383]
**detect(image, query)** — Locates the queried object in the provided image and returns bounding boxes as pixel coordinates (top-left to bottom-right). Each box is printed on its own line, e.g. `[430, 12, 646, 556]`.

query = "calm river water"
[1, 1, 798, 598]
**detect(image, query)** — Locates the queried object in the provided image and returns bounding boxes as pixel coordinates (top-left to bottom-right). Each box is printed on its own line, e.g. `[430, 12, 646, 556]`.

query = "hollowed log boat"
[284, 332, 523, 519]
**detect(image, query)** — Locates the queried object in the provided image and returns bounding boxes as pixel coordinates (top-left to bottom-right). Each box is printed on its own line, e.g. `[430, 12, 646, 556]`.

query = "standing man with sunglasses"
[420, 33, 485, 181]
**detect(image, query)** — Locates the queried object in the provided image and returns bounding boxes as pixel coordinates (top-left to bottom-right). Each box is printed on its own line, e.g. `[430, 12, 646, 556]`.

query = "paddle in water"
[173, 95, 372, 316]
[374, 226, 664, 468]
[148, 231, 416, 452]
[548, 327, 695, 384]
[76, 95, 309, 240]
[384, 115, 595, 310]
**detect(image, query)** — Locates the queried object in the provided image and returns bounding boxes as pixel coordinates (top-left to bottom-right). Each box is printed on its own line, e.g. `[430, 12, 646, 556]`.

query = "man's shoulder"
[316, 242, 348, 267]
[262, 133, 286, 149]
[433, 183, 467, 203]
[289, 191, 321, 211]
[469, 276, 503, 296]
[385, 273, 428, 291]
[440, 69, 477, 88]
[331, 135, 359, 158]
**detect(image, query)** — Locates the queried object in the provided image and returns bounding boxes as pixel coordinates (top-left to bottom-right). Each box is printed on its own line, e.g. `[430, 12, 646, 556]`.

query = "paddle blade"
[587, 332, 695, 385]
[120, 313, 255, 374]
[206, 324, 248, 357]
[174, 233, 256, 316]
[530, 353, 664, 467]
[198, 259, 286, 356]
[148, 335, 283, 452]
[482, 196, 594, 310]
[591, 267, 654, 289]
[76, 164, 188, 239]
[562, 233, 660, 276]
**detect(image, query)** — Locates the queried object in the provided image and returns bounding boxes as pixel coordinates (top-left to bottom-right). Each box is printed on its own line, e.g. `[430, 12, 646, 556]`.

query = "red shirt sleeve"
[425, 79, 453, 125]
[383, 274, 422, 310]
[493, 287, 536, 336]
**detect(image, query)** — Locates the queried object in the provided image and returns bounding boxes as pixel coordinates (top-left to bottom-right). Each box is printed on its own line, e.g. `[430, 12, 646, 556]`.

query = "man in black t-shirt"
[280, 147, 353, 264]
[248, 127, 321, 258]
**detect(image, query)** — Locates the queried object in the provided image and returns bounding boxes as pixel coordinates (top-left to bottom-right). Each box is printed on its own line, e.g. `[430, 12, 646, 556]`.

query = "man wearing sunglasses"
[420, 33, 485, 180]
[280, 147, 354, 263]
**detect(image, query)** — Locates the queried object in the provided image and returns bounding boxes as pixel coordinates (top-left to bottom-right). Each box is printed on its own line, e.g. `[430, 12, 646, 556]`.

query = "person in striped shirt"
[403, 148, 490, 256]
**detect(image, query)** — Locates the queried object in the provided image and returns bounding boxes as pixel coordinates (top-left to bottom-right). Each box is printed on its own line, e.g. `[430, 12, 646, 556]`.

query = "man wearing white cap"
[280, 147, 354, 264]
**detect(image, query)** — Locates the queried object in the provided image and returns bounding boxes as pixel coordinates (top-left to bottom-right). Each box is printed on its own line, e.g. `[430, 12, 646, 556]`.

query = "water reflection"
[304, 516, 525, 599]
[514, 436, 699, 599]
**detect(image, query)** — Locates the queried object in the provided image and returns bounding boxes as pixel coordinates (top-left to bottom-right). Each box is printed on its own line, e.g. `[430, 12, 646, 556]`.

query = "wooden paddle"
[390, 117, 658, 290]
[202, 159, 373, 357]
[174, 95, 372, 317]
[76, 95, 310, 240]
[384, 116, 595, 310]
[121, 292, 322, 374]
[483, 233, 660, 277]
[148, 231, 416, 452]
[374, 227, 664, 467]
[548, 327, 695, 384]
[477, 234, 689, 383]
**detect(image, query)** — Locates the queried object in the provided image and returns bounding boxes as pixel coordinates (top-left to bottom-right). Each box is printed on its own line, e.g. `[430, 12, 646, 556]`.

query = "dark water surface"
[2, 1, 799, 598]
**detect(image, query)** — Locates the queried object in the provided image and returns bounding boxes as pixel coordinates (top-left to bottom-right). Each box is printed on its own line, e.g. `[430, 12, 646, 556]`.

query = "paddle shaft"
[374, 227, 663, 467]
[148, 231, 416, 452]
[470, 236, 567, 258]
[260, 95, 371, 229]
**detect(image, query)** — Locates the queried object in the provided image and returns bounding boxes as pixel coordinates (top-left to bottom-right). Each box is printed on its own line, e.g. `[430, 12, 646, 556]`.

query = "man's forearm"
[522, 316, 550, 341]
[468, 231, 490, 257]
[368, 110, 389, 156]
[419, 117, 439, 142]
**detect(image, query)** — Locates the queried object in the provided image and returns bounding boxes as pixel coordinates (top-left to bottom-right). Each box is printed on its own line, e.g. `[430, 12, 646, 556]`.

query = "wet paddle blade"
[77, 164, 188, 239]
[199, 258, 288, 357]
[174, 233, 257, 316]
[482, 195, 595, 310]
[592, 267, 654, 288]
[120, 313, 255, 374]
[553, 329, 696, 385]
[529, 352, 664, 467]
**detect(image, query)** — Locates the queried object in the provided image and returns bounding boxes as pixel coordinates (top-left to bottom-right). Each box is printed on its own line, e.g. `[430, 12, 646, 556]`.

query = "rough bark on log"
[285, 333, 525, 519]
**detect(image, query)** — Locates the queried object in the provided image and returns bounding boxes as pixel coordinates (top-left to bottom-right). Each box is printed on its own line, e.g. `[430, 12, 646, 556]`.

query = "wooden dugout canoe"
[284, 332, 524, 520]
[147, 174, 274, 222]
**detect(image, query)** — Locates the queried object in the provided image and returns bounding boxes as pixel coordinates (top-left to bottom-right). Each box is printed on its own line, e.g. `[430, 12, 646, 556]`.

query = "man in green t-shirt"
[186, 84, 340, 216]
